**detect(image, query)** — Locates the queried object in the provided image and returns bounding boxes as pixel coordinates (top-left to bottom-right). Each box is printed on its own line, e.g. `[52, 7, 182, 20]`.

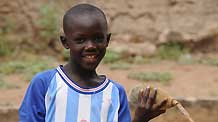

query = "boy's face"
[62, 15, 110, 71]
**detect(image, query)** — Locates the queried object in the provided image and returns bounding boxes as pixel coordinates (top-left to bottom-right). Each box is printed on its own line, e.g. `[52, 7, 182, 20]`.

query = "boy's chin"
[80, 59, 102, 71]
[81, 63, 99, 71]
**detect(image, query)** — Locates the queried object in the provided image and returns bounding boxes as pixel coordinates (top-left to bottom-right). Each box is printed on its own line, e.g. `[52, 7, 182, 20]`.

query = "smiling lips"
[86, 55, 96, 59]
[83, 54, 98, 63]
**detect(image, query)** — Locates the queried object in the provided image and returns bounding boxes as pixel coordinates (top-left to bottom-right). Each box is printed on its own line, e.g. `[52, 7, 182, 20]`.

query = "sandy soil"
[98, 61, 218, 99]
[1, 61, 218, 107]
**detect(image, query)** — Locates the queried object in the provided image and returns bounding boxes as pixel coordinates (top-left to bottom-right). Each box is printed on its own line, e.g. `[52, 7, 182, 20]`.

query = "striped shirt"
[19, 66, 131, 122]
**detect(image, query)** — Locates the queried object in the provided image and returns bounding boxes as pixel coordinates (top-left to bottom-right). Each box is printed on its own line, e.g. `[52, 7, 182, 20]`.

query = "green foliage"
[0, 75, 18, 89]
[1, 17, 15, 34]
[178, 56, 218, 66]
[156, 42, 189, 60]
[38, 4, 59, 41]
[178, 54, 197, 65]
[128, 72, 172, 84]
[0, 80, 18, 89]
[132, 56, 145, 64]
[109, 61, 131, 70]
[0, 35, 11, 56]
[25, 61, 54, 81]
[104, 42, 190, 65]
[103, 50, 154, 66]
[127, 55, 147, 64]
[0, 61, 26, 74]
[0, 18, 15, 56]
[103, 50, 122, 64]
[62, 49, 70, 61]
[0, 80, 7, 89]
[199, 58, 218, 66]
[0, 56, 56, 82]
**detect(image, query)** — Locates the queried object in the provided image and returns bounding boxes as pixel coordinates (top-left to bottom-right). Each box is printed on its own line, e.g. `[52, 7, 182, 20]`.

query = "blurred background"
[0, 0, 218, 122]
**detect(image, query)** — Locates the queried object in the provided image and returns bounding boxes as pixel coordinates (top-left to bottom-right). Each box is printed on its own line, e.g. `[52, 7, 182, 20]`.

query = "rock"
[109, 41, 157, 57]
[158, 29, 185, 44]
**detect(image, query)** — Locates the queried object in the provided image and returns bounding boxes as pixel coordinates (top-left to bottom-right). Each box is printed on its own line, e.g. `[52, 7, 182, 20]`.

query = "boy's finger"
[143, 86, 150, 103]
[138, 89, 144, 105]
[145, 88, 157, 110]
[155, 98, 168, 110]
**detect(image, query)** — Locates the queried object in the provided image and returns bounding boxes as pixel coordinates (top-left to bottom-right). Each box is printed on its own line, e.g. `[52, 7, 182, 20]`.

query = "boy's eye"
[75, 38, 85, 43]
[94, 36, 104, 43]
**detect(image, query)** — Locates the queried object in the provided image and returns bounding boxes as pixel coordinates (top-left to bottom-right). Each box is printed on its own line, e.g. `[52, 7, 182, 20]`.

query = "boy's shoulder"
[108, 79, 126, 92]
[34, 68, 57, 80]
[29, 68, 57, 88]
[23, 68, 58, 99]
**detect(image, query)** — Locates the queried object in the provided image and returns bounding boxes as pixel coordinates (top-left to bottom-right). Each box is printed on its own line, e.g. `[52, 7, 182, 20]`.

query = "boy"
[19, 4, 165, 122]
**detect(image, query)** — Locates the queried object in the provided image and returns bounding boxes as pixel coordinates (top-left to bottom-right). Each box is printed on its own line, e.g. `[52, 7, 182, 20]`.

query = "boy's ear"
[60, 35, 69, 49]
[106, 33, 111, 46]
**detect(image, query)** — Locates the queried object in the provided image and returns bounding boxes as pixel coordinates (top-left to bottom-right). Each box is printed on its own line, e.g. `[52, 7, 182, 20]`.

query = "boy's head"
[61, 4, 111, 71]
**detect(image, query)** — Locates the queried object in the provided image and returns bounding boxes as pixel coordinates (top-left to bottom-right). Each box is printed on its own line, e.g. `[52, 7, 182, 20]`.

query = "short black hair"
[63, 4, 108, 33]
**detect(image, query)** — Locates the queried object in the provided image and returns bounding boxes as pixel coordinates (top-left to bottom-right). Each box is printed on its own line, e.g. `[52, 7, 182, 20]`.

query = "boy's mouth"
[83, 54, 98, 63]
[85, 55, 96, 59]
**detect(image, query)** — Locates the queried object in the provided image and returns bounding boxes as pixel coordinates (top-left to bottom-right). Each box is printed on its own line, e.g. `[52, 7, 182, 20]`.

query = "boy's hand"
[133, 86, 167, 122]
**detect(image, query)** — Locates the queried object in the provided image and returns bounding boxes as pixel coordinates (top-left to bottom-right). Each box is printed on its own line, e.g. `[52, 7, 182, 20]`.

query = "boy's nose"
[85, 40, 97, 50]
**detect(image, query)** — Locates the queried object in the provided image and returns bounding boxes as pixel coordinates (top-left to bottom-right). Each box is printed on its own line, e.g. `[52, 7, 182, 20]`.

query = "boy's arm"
[19, 72, 50, 122]
[117, 85, 132, 122]
[132, 87, 166, 122]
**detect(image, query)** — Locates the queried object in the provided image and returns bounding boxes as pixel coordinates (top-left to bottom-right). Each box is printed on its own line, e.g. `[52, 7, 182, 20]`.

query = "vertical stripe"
[107, 85, 119, 122]
[113, 104, 119, 122]
[65, 87, 79, 122]
[45, 74, 57, 122]
[55, 74, 68, 122]
[101, 83, 113, 122]
[90, 92, 103, 122]
[45, 90, 49, 113]
[77, 94, 91, 122]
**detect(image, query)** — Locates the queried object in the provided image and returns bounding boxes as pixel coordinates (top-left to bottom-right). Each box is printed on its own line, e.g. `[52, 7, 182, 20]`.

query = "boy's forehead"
[65, 14, 107, 33]
[71, 14, 104, 25]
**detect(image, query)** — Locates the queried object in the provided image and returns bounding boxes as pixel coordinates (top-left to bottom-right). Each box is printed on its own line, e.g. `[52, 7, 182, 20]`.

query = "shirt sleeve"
[19, 70, 55, 122]
[117, 83, 131, 122]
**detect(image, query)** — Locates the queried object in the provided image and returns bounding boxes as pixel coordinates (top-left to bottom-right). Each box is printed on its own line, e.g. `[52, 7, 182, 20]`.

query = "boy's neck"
[63, 63, 103, 87]
[65, 63, 97, 78]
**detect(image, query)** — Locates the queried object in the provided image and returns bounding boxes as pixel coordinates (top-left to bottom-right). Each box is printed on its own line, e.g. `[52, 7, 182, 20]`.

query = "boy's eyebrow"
[70, 32, 86, 37]
[72, 31, 106, 36]
[72, 32, 85, 35]
[93, 32, 105, 35]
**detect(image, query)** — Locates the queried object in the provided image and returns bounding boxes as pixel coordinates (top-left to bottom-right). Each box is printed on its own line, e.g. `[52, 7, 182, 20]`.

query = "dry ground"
[1, 61, 218, 107]
[1, 60, 218, 122]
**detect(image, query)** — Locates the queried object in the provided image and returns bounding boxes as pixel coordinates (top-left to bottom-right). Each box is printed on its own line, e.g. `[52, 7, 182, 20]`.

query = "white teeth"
[86, 55, 95, 59]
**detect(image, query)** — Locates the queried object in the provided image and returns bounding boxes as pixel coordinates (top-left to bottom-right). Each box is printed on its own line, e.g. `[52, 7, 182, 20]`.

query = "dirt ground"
[1, 60, 218, 122]
[101, 61, 218, 98]
[1, 61, 218, 107]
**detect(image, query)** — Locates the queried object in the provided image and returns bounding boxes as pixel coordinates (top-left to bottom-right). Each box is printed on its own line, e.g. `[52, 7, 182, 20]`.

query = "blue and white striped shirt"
[19, 66, 131, 122]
